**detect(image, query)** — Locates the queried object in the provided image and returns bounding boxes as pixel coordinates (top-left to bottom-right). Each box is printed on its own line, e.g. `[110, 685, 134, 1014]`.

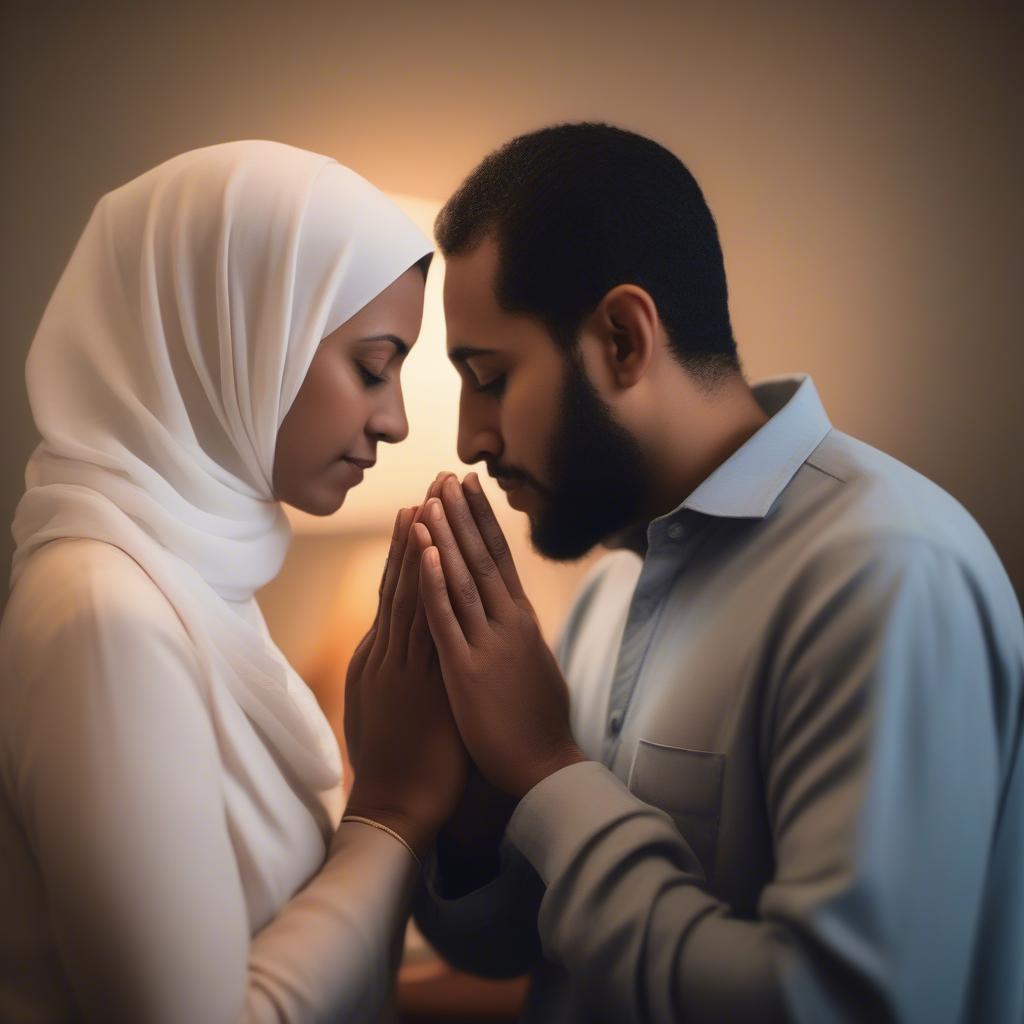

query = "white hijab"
[11, 140, 432, 813]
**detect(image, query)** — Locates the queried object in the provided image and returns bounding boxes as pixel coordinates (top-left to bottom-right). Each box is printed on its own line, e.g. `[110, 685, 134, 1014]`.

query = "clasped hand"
[342, 477, 468, 859]
[344, 472, 585, 860]
[416, 473, 586, 799]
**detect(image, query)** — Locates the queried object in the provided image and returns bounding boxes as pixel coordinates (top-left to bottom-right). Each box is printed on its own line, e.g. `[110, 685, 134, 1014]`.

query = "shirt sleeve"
[1, 576, 418, 1024]
[506, 539, 1010, 1024]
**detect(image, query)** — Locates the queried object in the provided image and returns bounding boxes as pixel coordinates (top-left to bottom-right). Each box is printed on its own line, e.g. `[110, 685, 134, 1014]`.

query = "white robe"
[1, 538, 416, 1022]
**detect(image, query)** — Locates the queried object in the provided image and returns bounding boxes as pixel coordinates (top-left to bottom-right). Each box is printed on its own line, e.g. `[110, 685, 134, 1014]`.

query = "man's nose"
[457, 395, 501, 465]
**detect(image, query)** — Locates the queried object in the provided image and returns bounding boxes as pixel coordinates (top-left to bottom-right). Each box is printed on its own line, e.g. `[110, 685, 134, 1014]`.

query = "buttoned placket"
[600, 512, 709, 766]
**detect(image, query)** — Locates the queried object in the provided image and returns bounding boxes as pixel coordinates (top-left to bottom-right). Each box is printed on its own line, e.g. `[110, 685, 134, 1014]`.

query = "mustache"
[486, 461, 550, 496]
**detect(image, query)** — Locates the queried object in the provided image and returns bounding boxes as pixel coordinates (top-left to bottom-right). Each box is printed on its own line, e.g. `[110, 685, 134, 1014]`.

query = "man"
[407, 124, 1023, 1022]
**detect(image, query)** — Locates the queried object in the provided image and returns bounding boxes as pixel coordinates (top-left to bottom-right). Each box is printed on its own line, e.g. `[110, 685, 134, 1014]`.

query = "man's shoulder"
[797, 430, 999, 573]
[775, 432, 1019, 640]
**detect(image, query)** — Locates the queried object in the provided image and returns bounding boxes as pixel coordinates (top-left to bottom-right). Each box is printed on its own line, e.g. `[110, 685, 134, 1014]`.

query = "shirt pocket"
[626, 739, 726, 883]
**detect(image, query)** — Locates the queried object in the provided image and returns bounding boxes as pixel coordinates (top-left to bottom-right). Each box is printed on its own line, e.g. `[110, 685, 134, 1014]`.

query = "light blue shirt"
[416, 375, 1024, 1023]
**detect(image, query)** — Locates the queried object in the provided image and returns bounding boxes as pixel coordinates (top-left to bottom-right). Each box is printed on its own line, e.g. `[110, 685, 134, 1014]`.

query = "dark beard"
[529, 356, 650, 561]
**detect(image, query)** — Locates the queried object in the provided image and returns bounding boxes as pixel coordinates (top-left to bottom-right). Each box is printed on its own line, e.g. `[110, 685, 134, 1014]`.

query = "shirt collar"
[671, 374, 832, 521]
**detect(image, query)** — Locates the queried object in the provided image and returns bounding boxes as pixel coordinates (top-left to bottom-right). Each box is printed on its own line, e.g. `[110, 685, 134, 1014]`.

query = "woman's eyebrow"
[358, 334, 409, 357]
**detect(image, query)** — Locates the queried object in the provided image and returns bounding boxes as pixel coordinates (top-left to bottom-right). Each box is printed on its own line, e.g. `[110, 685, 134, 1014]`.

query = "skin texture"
[272, 266, 425, 516]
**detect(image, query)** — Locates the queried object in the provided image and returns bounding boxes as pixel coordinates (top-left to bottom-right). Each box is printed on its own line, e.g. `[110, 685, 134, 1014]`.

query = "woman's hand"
[343, 477, 469, 859]
[417, 474, 586, 800]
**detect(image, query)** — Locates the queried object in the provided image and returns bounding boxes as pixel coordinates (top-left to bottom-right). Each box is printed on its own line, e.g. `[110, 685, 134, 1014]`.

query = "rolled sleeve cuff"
[508, 760, 678, 884]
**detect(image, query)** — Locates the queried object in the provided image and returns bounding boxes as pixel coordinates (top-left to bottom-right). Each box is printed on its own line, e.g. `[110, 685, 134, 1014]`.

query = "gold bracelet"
[340, 815, 421, 868]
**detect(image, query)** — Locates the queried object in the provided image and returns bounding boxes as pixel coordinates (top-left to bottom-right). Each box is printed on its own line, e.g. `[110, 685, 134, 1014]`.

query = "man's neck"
[651, 379, 768, 520]
[604, 375, 769, 557]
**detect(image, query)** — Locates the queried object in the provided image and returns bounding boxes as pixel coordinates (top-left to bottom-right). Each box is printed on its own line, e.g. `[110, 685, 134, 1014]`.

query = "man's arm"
[417, 476, 1013, 1020]
[505, 539, 1011, 1023]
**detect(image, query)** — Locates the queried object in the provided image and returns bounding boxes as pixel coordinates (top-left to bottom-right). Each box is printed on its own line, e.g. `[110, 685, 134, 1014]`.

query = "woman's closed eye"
[357, 364, 388, 388]
[474, 374, 506, 397]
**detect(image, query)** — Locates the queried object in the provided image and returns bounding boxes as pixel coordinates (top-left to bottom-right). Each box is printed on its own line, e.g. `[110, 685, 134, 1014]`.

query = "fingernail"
[429, 498, 443, 520]
[464, 472, 481, 494]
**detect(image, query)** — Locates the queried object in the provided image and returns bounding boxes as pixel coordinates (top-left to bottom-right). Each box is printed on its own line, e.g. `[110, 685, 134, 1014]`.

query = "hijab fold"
[12, 140, 433, 804]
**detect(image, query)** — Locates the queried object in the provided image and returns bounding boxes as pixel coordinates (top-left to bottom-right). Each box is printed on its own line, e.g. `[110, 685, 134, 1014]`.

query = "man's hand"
[414, 473, 587, 800]
[342, 477, 469, 858]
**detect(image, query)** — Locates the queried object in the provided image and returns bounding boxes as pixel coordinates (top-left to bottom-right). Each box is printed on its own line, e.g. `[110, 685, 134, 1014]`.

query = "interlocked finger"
[421, 496, 488, 639]
[388, 503, 428, 651]
[439, 475, 514, 619]
[461, 472, 527, 602]
[376, 506, 413, 640]
[408, 522, 437, 662]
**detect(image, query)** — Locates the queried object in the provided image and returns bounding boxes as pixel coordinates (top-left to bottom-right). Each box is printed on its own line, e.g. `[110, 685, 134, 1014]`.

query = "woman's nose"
[368, 388, 409, 445]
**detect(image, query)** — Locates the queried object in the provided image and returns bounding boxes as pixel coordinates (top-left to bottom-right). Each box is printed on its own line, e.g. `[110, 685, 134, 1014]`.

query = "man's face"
[444, 237, 649, 560]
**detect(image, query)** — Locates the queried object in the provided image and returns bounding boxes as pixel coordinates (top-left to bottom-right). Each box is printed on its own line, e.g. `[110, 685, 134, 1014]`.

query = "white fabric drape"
[11, 139, 432, 823]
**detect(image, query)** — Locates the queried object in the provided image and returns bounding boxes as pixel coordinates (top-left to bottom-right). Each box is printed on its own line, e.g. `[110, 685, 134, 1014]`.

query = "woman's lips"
[341, 457, 372, 482]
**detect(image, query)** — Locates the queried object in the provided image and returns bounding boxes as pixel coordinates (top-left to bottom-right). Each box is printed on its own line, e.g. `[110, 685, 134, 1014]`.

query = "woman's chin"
[295, 483, 352, 518]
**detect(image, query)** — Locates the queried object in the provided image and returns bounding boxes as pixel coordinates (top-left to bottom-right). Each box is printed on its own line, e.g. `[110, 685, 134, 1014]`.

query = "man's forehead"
[443, 240, 502, 357]
[441, 237, 558, 360]
[442, 239, 499, 311]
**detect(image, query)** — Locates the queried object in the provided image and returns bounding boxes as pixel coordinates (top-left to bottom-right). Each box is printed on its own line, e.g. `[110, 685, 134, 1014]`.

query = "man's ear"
[585, 284, 659, 389]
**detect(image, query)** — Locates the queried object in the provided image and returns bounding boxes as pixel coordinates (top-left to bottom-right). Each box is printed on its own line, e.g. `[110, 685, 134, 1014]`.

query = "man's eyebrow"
[358, 334, 409, 357]
[448, 345, 497, 364]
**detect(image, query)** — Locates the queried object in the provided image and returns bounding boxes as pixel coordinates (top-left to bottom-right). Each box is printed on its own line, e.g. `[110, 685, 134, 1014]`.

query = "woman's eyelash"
[475, 374, 506, 396]
[357, 365, 387, 388]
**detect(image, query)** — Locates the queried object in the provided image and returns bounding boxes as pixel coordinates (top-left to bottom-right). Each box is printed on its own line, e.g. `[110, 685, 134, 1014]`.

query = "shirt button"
[667, 523, 684, 540]
[608, 710, 624, 736]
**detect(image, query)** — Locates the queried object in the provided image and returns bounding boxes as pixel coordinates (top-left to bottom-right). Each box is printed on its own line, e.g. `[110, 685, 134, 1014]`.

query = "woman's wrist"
[342, 791, 439, 862]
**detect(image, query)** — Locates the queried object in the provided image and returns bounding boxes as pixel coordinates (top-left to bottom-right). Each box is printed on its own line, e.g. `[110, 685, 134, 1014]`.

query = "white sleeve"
[2, 585, 417, 1024]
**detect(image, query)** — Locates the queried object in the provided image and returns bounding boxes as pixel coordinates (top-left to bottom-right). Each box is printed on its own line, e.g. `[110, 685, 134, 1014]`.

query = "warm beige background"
[3, 1, 1022, 633]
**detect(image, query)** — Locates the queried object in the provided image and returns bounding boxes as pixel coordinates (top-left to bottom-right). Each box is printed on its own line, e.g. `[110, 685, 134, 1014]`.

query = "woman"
[0, 140, 466, 1022]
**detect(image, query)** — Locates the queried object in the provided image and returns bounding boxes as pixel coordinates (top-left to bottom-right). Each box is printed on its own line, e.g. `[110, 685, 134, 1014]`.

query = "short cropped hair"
[435, 122, 740, 384]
